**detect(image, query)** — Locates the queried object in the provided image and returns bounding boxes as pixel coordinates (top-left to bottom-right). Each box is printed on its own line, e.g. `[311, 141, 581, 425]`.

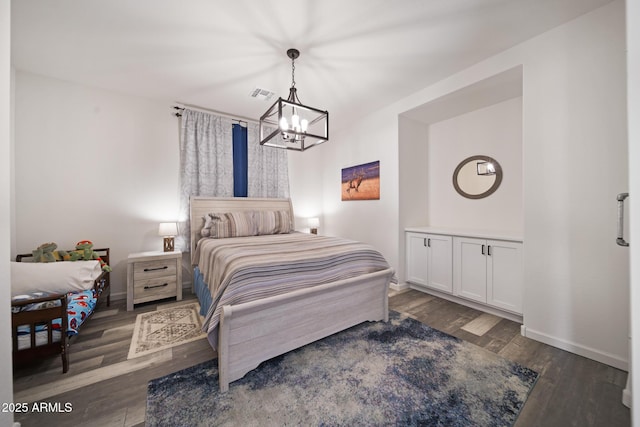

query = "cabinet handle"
[144, 266, 169, 272]
[487, 245, 492, 256]
[481, 244, 485, 255]
[617, 193, 629, 246]
[424, 238, 427, 247]
[427, 238, 431, 248]
[144, 283, 169, 290]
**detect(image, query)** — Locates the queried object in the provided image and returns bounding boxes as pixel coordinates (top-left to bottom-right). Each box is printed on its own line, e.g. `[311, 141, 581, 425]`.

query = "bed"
[11, 248, 111, 373]
[190, 197, 395, 391]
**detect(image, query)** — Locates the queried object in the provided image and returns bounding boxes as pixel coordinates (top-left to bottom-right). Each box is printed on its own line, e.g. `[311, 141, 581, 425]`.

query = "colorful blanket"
[194, 232, 395, 348]
[12, 288, 98, 337]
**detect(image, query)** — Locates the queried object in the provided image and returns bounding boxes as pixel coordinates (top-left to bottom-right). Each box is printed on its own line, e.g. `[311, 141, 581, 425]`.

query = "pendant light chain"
[291, 55, 296, 88]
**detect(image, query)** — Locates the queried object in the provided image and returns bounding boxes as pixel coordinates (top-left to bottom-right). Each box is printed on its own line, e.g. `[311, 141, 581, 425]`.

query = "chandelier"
[259, 48, 329, 151]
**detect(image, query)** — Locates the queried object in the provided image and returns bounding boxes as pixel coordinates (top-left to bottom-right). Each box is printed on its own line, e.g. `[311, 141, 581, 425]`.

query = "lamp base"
[163, 237, 175, 252]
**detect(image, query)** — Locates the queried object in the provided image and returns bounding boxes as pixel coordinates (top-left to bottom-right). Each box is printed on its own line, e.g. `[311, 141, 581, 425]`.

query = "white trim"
[389, 282, 409, 292]
[408, 283, 523, 323]
[521, 325, 628, 371]
[110, 291, 126, 301]
[405, 226, 522, 243]
[623, 387, 631, 409]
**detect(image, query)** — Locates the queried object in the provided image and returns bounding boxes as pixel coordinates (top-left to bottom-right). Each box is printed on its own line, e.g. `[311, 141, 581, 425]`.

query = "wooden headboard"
[189, 196, 295, 257]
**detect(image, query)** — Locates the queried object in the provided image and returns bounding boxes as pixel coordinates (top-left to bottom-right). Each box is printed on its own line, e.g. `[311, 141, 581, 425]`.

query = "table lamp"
[308, 217, 320, 235]
[158, 222, 178, 252]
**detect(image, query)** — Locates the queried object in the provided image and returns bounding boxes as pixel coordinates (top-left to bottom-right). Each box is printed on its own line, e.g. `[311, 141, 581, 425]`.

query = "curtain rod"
[172, 103, 258, 126]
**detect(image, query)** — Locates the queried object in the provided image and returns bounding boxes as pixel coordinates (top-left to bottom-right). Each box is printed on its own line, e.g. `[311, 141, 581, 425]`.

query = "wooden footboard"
[217, 267, 393, 392]
[12, 294, 69, 372]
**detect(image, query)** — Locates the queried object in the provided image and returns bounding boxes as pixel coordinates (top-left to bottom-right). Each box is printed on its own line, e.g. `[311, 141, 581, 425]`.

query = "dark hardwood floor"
[390, 289, 630, 427]
[12, 289, 630, 426]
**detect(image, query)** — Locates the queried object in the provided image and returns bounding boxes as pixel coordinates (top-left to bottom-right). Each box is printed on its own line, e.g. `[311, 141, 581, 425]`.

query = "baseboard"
[622, 386, 632, 408]
[390, 282, 409, 292]
[410, 283, 629, 372]
[520, 325, 629, 371]
[408, 283, 523, 323]
[110, 290, 126, 301]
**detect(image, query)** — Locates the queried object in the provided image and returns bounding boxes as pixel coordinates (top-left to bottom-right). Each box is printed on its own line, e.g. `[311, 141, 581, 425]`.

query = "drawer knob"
[143, 283, 169, 290]
[143, 266, 169, 272]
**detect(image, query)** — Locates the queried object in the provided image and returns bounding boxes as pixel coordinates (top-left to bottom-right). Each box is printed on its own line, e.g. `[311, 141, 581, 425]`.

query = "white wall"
[398, 117, 429, 226]
[287, 149, 326, 231]
[520, 1, 628, 369]
[13, 71, 179, 298]
[427, 97, 523, 233]
[315, 107, 400, 270]
[627, 0, 640, 416]
[398, 115, 429, 282]
[289, 0, 629, 369]
[1, 0, 15, 424]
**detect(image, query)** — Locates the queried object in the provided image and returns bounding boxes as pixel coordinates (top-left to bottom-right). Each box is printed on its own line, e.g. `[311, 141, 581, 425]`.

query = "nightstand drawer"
[133, 275, 177, 302]
[134, 259, 177, 280]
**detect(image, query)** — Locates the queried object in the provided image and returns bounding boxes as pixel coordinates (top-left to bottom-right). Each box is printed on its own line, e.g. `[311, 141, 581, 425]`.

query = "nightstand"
[127, 251, 182, 311]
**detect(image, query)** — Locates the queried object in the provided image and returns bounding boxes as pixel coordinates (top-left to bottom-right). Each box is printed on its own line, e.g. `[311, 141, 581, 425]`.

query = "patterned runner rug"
[147, 312, 538, 426]
[128, 302, 207, 359]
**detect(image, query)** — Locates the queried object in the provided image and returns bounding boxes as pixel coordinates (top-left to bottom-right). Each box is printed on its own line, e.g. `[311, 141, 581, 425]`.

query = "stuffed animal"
[74, 240, 112, 272]
[55, 249, 81, 262]
[32, 242, 58, 263]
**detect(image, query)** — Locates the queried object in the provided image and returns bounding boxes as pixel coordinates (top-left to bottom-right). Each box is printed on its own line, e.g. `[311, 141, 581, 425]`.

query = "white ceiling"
[11, 0, 614, 130]
[402, 65, 523, 125]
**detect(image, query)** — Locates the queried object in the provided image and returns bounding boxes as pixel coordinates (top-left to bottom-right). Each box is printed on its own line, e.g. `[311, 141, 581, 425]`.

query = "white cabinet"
[406, 227, 523, 318]
[406, 232, 452, 293]
[453, 237, 522, 314]
[406, 232, 428, 286]
[454, 237, 488, 303]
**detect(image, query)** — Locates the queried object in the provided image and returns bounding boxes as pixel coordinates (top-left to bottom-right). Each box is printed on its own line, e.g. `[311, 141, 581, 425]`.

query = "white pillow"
[11, 261, 102, 297]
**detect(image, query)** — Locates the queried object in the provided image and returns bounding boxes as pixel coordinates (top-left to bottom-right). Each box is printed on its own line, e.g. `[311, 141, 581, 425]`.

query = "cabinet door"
[406, 232, 428, 286]
[426, 234, 453, 293]
[487, 240, 523, 314]
[454, 237, 487, 303]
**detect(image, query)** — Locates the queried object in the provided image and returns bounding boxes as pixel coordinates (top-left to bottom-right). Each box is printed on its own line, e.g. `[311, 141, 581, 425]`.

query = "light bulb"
[279, 116, 288, 130]
[301, 119, 308, 132]
[291, 114, 300, 129]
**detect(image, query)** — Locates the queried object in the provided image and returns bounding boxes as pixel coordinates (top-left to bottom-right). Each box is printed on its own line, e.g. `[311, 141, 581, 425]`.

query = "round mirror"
[452, 155, 503, 199]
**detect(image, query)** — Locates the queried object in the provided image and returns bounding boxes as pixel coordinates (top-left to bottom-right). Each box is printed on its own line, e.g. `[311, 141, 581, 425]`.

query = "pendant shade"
[259, 49, 329, 151]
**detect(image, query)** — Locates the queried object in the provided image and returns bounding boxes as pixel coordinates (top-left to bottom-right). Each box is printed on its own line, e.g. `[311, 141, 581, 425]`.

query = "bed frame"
[190, 197, 394, 391]
[11, 248, 111, 373]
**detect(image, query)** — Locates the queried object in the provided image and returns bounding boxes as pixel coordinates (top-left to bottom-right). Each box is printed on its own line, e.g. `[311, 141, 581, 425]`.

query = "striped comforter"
[194, 232, 395, 346]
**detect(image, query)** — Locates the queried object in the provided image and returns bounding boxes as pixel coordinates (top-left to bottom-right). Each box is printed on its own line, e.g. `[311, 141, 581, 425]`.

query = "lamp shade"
[158, 222, 178, 237]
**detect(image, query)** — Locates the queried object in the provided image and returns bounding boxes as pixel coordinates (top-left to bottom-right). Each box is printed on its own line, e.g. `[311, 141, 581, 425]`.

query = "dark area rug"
[147, 312, 538, 426]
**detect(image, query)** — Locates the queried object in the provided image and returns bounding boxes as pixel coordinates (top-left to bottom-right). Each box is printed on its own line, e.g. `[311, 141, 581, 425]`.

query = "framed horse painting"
[341, 160, 380, 201]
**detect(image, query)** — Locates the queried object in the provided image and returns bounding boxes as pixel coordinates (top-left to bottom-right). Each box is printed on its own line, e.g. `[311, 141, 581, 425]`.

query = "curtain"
[178, 109, 234, 250]
[177, 110, 291, 252]
[232, 124, 248, 197]
[247, 122, 290, 198]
